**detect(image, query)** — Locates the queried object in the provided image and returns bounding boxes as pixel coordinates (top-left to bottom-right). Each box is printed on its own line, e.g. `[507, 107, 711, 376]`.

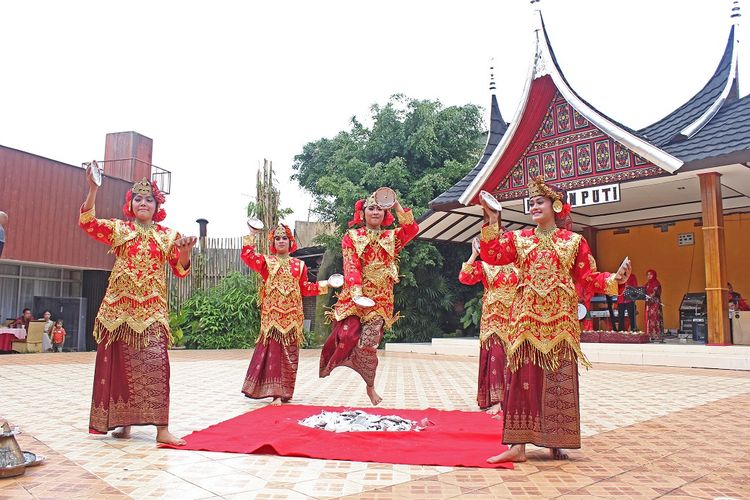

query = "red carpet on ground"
[162, 405, 513, 469]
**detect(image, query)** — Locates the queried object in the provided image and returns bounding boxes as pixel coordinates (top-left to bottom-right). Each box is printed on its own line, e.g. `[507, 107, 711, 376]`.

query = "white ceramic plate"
[247, 218, 264, 230]
[353, 296, 375, 308]
[328, 274, 344, 288]
[479, 190, 502, 211]
[577, 303, 587, 320]
[90, 164, 102, 186]
[374, 187, 396, 209]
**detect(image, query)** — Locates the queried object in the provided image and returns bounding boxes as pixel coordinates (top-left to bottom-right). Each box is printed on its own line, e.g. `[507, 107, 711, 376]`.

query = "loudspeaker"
[33, 297, 88, 352]
[692, 318, 707, 343]
[732, 311, 750, 345]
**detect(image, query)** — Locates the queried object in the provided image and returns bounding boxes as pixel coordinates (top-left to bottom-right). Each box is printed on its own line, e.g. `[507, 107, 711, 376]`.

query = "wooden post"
[698, 172, 731, 345]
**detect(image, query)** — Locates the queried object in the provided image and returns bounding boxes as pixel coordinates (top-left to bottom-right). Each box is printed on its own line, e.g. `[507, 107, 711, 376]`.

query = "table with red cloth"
[0, 328, 27, 351]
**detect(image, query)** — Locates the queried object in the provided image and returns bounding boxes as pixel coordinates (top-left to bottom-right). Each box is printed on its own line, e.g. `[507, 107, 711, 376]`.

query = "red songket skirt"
[319, 315, 384, 387]
[242, 331, 300, 402]
[477, 336, 506, 409]
[502, 348, 581, 449]
[89, 325, 170, 434]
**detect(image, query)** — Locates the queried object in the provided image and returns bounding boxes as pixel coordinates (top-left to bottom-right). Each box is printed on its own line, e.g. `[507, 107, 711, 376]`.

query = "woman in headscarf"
[644, 270, 664, 342]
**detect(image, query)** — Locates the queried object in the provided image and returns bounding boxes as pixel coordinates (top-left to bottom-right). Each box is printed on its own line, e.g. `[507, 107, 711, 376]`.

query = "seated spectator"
[11, 308, 33, 330]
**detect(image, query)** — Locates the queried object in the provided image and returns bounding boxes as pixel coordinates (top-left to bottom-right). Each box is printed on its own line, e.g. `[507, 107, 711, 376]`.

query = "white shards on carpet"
[298, 410, 429, 433]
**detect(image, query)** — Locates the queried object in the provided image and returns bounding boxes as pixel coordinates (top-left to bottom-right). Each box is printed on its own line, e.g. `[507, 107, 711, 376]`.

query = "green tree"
[292, 95, 485, 342]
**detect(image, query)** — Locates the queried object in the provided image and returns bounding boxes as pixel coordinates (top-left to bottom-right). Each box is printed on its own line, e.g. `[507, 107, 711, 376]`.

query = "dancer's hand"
[85, 161, 100, 190]
[479, 197, 500, 225]
[614, 257, 632, 284]
[175, 236, 198, 256]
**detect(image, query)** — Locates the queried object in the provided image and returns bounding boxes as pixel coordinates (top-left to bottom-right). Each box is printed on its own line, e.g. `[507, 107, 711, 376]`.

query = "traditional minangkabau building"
[419, 6, 750, 345]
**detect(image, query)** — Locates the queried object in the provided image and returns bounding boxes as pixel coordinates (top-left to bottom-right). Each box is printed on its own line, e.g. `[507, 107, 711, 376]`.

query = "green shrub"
[178, 272, 261, 349]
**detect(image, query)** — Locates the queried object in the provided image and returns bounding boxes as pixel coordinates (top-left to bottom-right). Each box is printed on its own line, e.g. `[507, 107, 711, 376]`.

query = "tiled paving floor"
[1, 349, 749, 499]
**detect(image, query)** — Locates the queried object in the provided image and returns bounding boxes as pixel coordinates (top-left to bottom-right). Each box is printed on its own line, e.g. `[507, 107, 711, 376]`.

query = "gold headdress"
[528, 175, 565, 213]
[131, 178, 153, 197]
[272, 224, 287, 238]
[364, 193, 378, 208]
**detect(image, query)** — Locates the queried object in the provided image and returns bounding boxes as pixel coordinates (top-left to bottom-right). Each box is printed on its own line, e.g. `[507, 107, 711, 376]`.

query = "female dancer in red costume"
[80, 164, 196, 445]
[479, 176, 631, 462]
[319, 191, 418, 405]
[459, 240, 518, 414]
[241, 223, 334, 405]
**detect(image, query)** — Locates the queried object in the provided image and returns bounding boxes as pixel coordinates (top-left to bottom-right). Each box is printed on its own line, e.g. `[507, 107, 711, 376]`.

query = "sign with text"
[523, 183, 621, 213]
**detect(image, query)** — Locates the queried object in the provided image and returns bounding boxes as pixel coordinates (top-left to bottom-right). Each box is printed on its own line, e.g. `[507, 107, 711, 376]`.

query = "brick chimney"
[103, 132, 153, 182]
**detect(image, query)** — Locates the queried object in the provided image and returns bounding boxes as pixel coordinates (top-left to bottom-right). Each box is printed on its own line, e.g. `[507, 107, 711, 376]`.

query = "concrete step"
[385, 338, 750, 370]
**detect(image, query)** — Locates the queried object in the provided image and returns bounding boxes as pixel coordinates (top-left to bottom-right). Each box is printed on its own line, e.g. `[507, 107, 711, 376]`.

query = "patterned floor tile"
[1, 349, 749, 498]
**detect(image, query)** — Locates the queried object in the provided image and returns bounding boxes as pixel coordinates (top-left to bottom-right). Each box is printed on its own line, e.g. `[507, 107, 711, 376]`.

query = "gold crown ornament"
[273, 224, 288, 238]
[527, 176, 564, 213]
[364, 193, 378, 208]
[131, 178, 153, 196]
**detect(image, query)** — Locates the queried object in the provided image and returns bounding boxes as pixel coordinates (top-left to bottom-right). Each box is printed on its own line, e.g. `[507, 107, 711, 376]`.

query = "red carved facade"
[491, 91, 665, 201]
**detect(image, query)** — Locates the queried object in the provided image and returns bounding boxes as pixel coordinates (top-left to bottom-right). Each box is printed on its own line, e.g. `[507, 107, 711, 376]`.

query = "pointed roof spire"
[489, 58, 496, 92]
[732, 0, 741, 23]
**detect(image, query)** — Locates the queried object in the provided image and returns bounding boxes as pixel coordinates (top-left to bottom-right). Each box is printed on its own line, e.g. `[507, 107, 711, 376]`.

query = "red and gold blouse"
[241, 236, 327, 345]
[480, 223, 618, 370]
[330, 209, 418, 328]
[79, 206, 190, 347]
[459, 261, 519, 345]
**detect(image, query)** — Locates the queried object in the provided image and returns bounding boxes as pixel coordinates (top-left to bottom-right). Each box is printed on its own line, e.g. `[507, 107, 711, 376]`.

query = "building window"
[0, 263, 82, 321]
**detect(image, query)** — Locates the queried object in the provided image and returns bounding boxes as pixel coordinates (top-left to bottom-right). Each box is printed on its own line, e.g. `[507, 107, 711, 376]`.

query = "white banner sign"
[523, 183, 620, 214]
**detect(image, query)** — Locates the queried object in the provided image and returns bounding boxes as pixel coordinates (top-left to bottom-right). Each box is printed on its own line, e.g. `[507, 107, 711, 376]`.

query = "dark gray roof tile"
[639, 27, 737, 146]
[665, 94, 750, 166]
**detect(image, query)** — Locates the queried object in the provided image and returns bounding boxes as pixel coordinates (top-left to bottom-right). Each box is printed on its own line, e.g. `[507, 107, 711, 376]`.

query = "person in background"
[50, 320, 66, 352]
[728, 283, 750, 311]
[11, 308, 33, 330]
[644, 270, 664, 342]
[40, 310, 54, 352]
[616, 273, 638, 331]
[0, 211, 7, 258]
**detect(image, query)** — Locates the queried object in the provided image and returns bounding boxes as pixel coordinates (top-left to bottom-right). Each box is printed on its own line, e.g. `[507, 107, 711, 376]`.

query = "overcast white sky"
[1, 0, 744, 236]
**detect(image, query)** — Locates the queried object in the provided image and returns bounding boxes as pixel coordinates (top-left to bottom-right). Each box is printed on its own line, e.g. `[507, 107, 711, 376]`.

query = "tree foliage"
[292, 95, 485, 341]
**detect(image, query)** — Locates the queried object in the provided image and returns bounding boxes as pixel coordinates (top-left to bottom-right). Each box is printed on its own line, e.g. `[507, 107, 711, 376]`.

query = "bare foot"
[156, 427, 186, 446]
[550, 448, 569, 460]
[270, 397, 282, 406]
[485, 403, 502, 415]
[111, 426, 131, 439]
[366, 386, 382, 406]
[486, 444, 527, 463]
